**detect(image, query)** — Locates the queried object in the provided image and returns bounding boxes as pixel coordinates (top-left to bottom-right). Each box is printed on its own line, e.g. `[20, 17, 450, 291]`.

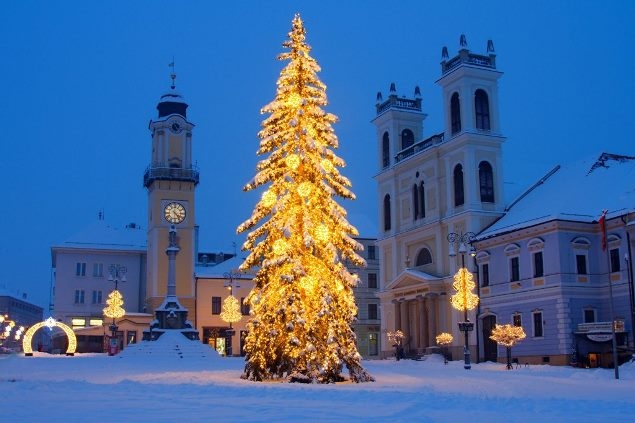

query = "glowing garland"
[23, 317, 77, 356]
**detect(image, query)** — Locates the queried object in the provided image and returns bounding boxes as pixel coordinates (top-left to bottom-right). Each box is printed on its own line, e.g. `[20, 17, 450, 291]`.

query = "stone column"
[429, 295, 438, 346]
[423, 296, 430, 348]
[401, 300, 410, 351]
[414, 297, 422, 350]
[393, 300, 401, 331]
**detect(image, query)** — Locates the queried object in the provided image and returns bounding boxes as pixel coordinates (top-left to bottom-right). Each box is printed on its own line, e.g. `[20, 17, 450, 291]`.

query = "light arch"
[23, 317, 77, 356]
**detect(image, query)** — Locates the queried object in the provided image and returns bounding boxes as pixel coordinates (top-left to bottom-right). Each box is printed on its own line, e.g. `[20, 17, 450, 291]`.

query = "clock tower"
[143, 72, 199, 324]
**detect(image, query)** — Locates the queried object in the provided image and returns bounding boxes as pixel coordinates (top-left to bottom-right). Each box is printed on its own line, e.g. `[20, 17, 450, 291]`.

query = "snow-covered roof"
[158, 90, 186, 104]
[52, 220, 146, 252]
[479, 152, 635, 239]
[195, 255, 253, 279]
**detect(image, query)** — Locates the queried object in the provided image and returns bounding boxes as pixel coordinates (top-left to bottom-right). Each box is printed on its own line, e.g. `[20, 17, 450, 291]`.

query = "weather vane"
[169, 58, 176, 89]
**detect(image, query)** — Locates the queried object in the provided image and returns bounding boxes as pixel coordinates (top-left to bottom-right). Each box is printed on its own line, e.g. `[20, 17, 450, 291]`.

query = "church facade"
[374, 37, 505, 360]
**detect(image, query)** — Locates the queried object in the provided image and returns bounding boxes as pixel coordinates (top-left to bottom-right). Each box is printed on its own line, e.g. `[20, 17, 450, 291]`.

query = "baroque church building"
[374, 37, 504, 360]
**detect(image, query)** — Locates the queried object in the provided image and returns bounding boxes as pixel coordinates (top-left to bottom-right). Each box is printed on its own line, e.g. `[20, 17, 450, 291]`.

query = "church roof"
[479, 152, 635, 240]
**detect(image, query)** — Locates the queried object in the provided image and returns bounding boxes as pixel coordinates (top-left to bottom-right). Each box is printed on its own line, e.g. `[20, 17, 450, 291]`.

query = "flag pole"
[601, 210, 619, 379]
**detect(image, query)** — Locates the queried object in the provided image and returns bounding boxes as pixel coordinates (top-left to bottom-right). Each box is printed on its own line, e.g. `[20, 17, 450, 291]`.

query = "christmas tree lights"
[103, 290, 125, 319]
[237, 14, 373, 383]
[490, 324, 527, 369]
[450, 268, 479, 312]
[220, 294, 242, 324]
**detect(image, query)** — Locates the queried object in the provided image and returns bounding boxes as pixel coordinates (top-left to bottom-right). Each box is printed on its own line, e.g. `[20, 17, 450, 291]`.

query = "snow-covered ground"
[1, 333, 634, 422]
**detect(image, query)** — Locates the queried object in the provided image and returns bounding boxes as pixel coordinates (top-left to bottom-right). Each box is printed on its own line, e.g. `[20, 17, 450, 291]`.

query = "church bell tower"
[143, 70, 199, 323]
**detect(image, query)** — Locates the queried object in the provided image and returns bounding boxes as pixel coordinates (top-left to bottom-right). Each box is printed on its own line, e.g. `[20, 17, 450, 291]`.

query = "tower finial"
[169, 58, 176, 89]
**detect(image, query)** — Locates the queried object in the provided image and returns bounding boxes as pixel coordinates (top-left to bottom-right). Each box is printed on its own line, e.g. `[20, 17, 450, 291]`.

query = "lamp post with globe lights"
[447, 231, 478, 369]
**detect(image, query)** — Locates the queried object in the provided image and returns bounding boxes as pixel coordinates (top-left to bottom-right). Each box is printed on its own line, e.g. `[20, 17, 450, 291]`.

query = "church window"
[412, 184, 419, 221]
[415, 248, 432, 266]
[475, 89, 490, 130]
[479, 161, 495, 203]
[419, 181, 425, 219]
[451, 92, 461, 134]
[401, 129, 414, 150]
[453, 164, 464, 207]
[383, 194, 391, 231]
[382, 132, 390, 168]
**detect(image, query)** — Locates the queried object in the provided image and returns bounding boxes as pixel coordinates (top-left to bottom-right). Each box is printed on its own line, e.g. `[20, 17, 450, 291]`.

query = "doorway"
[482, 315, 497, 362]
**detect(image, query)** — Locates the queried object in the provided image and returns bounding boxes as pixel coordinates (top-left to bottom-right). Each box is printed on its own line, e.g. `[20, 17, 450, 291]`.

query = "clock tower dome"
[143, 71, 199, 323]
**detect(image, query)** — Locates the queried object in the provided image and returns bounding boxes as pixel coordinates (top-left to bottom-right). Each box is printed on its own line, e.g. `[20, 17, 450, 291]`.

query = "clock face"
[164, 202, 186, 224]
[170, 122, 182, 133]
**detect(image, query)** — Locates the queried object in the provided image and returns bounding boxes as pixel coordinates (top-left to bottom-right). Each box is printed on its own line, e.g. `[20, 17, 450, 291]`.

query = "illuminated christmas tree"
[237, 14, 373, 383]
[490, 324, 526, 369]
[220, 294, 242, 326]
[103, 290, 125, 320]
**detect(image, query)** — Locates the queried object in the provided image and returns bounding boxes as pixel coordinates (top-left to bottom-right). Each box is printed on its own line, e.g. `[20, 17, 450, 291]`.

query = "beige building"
[374, 37, 506, 359]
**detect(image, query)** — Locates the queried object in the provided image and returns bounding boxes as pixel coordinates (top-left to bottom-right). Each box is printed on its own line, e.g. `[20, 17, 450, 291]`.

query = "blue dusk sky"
[2, 1, 634, 310]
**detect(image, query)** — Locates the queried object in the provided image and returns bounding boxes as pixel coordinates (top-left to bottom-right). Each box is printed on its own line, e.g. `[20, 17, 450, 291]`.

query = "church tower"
[143, 70, 199, 323]
[373, 36, 506, 360]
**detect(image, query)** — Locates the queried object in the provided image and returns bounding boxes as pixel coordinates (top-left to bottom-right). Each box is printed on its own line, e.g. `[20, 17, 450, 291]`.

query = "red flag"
[599, 210, 608, 251]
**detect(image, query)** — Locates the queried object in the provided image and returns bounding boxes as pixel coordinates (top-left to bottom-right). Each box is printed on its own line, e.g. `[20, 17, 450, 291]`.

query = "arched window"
[479, 161, 494, 203]
[419, 181, 425, 219]
[382, 132, 390, 168]
[415, 248, 432, 266]
[475, 89, 490, 130]
[451, 92, 461, 134]
[412, 184, 419, 221]
[453, 164, 464, 207]
[383, 194, 391, 231]
[401, 129, 414, 150]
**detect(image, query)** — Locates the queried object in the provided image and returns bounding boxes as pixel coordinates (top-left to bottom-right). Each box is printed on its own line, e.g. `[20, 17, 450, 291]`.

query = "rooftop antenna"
[169, 58, 176, 89]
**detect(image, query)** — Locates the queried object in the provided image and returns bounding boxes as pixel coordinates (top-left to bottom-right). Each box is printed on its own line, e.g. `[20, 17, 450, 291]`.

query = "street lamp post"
[447, 231, 478, 370]
[104, 265, 126, 356]
[221, 271, 242, 357]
